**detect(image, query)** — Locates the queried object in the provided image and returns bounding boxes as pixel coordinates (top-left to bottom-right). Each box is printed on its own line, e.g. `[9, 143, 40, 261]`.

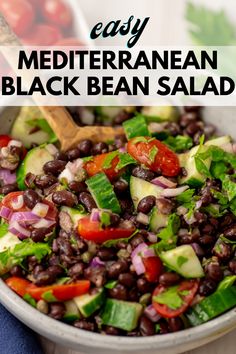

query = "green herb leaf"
[163, 135, 193, 152]
[177, 256, 188, 268]
[186, 2, 236, 45]
[176, 189, 195, 204]
[153, 214, 180, 254]
[155, 324, 161, 333]
[195, 157, 211, 178]
[153, 286, 184, 310]
[116, 153, 137, 170]
[123, 115, 150, 139]
[42, 290, 57, 302]
[23, 294, 37, 307]
[217, 275, 236, 292]
[102, 229, 138, 248]
[27, 119, 57, 143]
[102, 151, 119, 169]
[149, 146, 158, 163]
[222, 175, 236, 201]
[104, 280, 118, 289]
[100, 211, 111, 228]
[0, 223, 8, 238]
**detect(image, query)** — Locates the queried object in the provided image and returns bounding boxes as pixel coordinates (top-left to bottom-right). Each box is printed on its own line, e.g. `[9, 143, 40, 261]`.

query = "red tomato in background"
[0, 135, 11, 148]
[0, 0, 35, 36]
[78, 217, 135, 244]
[143, 257, 163, 282]
[54, 38, 85, 46]
[127, 137, 180, 177]
[22, 24, 62, 46]
[152, 280, 199, 318]
[42, 0, 72, 28]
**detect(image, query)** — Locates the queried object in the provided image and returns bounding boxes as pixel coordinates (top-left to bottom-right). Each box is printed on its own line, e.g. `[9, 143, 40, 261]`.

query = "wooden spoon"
[0, 14, 124, 151]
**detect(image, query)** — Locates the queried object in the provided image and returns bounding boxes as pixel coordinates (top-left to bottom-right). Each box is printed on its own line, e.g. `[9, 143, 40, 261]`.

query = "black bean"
[49, 255, 60, 266]
[199, 279, 217, 296]
[0, 183, 17, 195]
[199, 235, 215, 246]
[156, 198, 173, 215]
[74, 319, 95, 331]
[108, 260, 129, 279]
[165, 122, 181, 136]
[34, 270, 56, 286]
[137, 278, 153, 294]
[129, 287, 140, 302]
[91, 142, 108, 155]
[43, 160, 67, 176]
[118, 273, 136, 287]
[48, 265, 63, 276]
[105, 326, 120, 335]
[185, 122, 202, 136]
[109, 284, 128, 300]
[206, 263, 223, 282]
[79, 192, 97, 212]
[159, 320, 169, 334]
[97, 248, 117, 261]
[113, 111, 130, 125]
[68, 181, 87, 193]
[184, 106, 201, 113]
[84, 266, 107, 287]
[137, 196, 156, 214]
[221, 214, 235, 228]
[31, 228, 50, 243]
[159, 272, 180, 286]
[132, 166, 155, 181]
[68, 263, 84, 278]
[213, 241, 232, 261]
[194, 211, 207, 224]
[119, 198, 133, 214]
[168, 317, 184, 332]
[109, 214, 121, 227]
[113, 179, 128, 194]
[23, 189, 41, 209]
[54, 151, 68, 161]
[58, 239, 73, 256]
[27, 256, 39, 271]
[229, 259, 236, 274]
[10, 265, 23, 277]
[49, 303, 65, 320]
[130, 234, 145, 249]
[224, 225, 236, 241]
[35, 174, 57, 189]
[52, 190, 78, 207]
[78, 139, 93, 156]
[201, 224, 214, 234]
[200, 187, 213, 206]
[139, 316, 155, 336]
[180, 112, 198, 128]
[66, 148, 81, 161]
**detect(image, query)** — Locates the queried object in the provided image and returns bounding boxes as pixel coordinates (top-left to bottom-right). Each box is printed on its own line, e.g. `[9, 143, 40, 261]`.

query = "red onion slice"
[136, 212, 149, 225]
[147, 232, 158, 243]
[0, 169, 16, 186]
[151, 176, 177, 189]
[32, 203, 49, 218]
[142, 247, 156, 258]
[67, 158, 84, 175]
[90, 209, 101, 222]
[0, 206, 13, 220]
[45, 144, 58, 156]
[9, 221, 31, 239]
[161, 185, 189, 198]
[131, 243, 148, 275]
[10, 211, 40, 224]
[90, 257, 105, 267]
[59, 168, 74, 184]
[144, 305, 161, 322]
[33, 218, 56, 229]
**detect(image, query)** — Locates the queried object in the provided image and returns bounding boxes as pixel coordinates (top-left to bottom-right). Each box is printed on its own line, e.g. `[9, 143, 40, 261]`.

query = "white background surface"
[42, 1, 236, 353]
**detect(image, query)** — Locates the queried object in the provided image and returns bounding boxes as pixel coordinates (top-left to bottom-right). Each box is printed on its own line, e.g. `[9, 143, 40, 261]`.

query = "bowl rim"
[0, 279, 236, 352]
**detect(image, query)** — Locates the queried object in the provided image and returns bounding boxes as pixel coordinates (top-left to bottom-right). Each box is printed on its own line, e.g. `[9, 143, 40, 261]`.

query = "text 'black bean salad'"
[1, 105, 236, 336]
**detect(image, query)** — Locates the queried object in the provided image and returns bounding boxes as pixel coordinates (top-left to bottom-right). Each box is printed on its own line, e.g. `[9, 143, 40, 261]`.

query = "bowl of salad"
[0, 104, 236, 354]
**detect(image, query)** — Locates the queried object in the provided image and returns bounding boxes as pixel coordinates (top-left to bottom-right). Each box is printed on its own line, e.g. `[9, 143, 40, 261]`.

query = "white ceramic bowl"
[0, 106, 236, 354]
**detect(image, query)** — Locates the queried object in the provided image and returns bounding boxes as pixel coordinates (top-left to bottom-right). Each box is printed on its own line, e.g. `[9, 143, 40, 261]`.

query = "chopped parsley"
[163, 135, 193, 152]
[177, 256, 188, 268]
[23, 294, 37, 307]
[102, 151, 119, 169]
[153, 285, 186, 310]
[149, 146, 158, 163]
[104, 280, 118, 289]
[153, 214, 180, 254]
[0, 223, 8, 238]
[116, 153, 136, 170]
[100, 211, 111, 228]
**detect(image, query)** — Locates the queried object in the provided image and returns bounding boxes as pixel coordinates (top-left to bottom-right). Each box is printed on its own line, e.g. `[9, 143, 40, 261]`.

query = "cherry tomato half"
[84, 153, 122, 181]
[127, 137, 180, 177]
[78, 217, 135, 244]
[6, 277, 31, 297]
[143, 256, 163, 282]
[42, 0, 72, 28]
[152, 280, 199, 318]
[26, 280, 90, 301]
[0, 135, 11, 148]
[0, 0, 35, 37]
[22, 24, 62, 46]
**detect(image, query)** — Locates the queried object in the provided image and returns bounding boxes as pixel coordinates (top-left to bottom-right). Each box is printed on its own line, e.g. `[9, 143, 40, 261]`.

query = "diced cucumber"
[101, 299, 143, 331]
[86, 173, 121, 214]
[60, 207, 86, 228]
[217, 275, 236, 292]
[186, 286, 236, 326]
[74, 289, 105, 318]
[179, 145, 211, 187]
[141, 105, 178, 122]
[205, 135, 231, 147]
[16, 145, 54, 190]
[130, 176, 163, 209]
[160, 245, 204, 278]
[63, 300, 80, 322]
[11, 107, 50, 148]
[149, 206, 168, 232]
[123, 115, 150, 139]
